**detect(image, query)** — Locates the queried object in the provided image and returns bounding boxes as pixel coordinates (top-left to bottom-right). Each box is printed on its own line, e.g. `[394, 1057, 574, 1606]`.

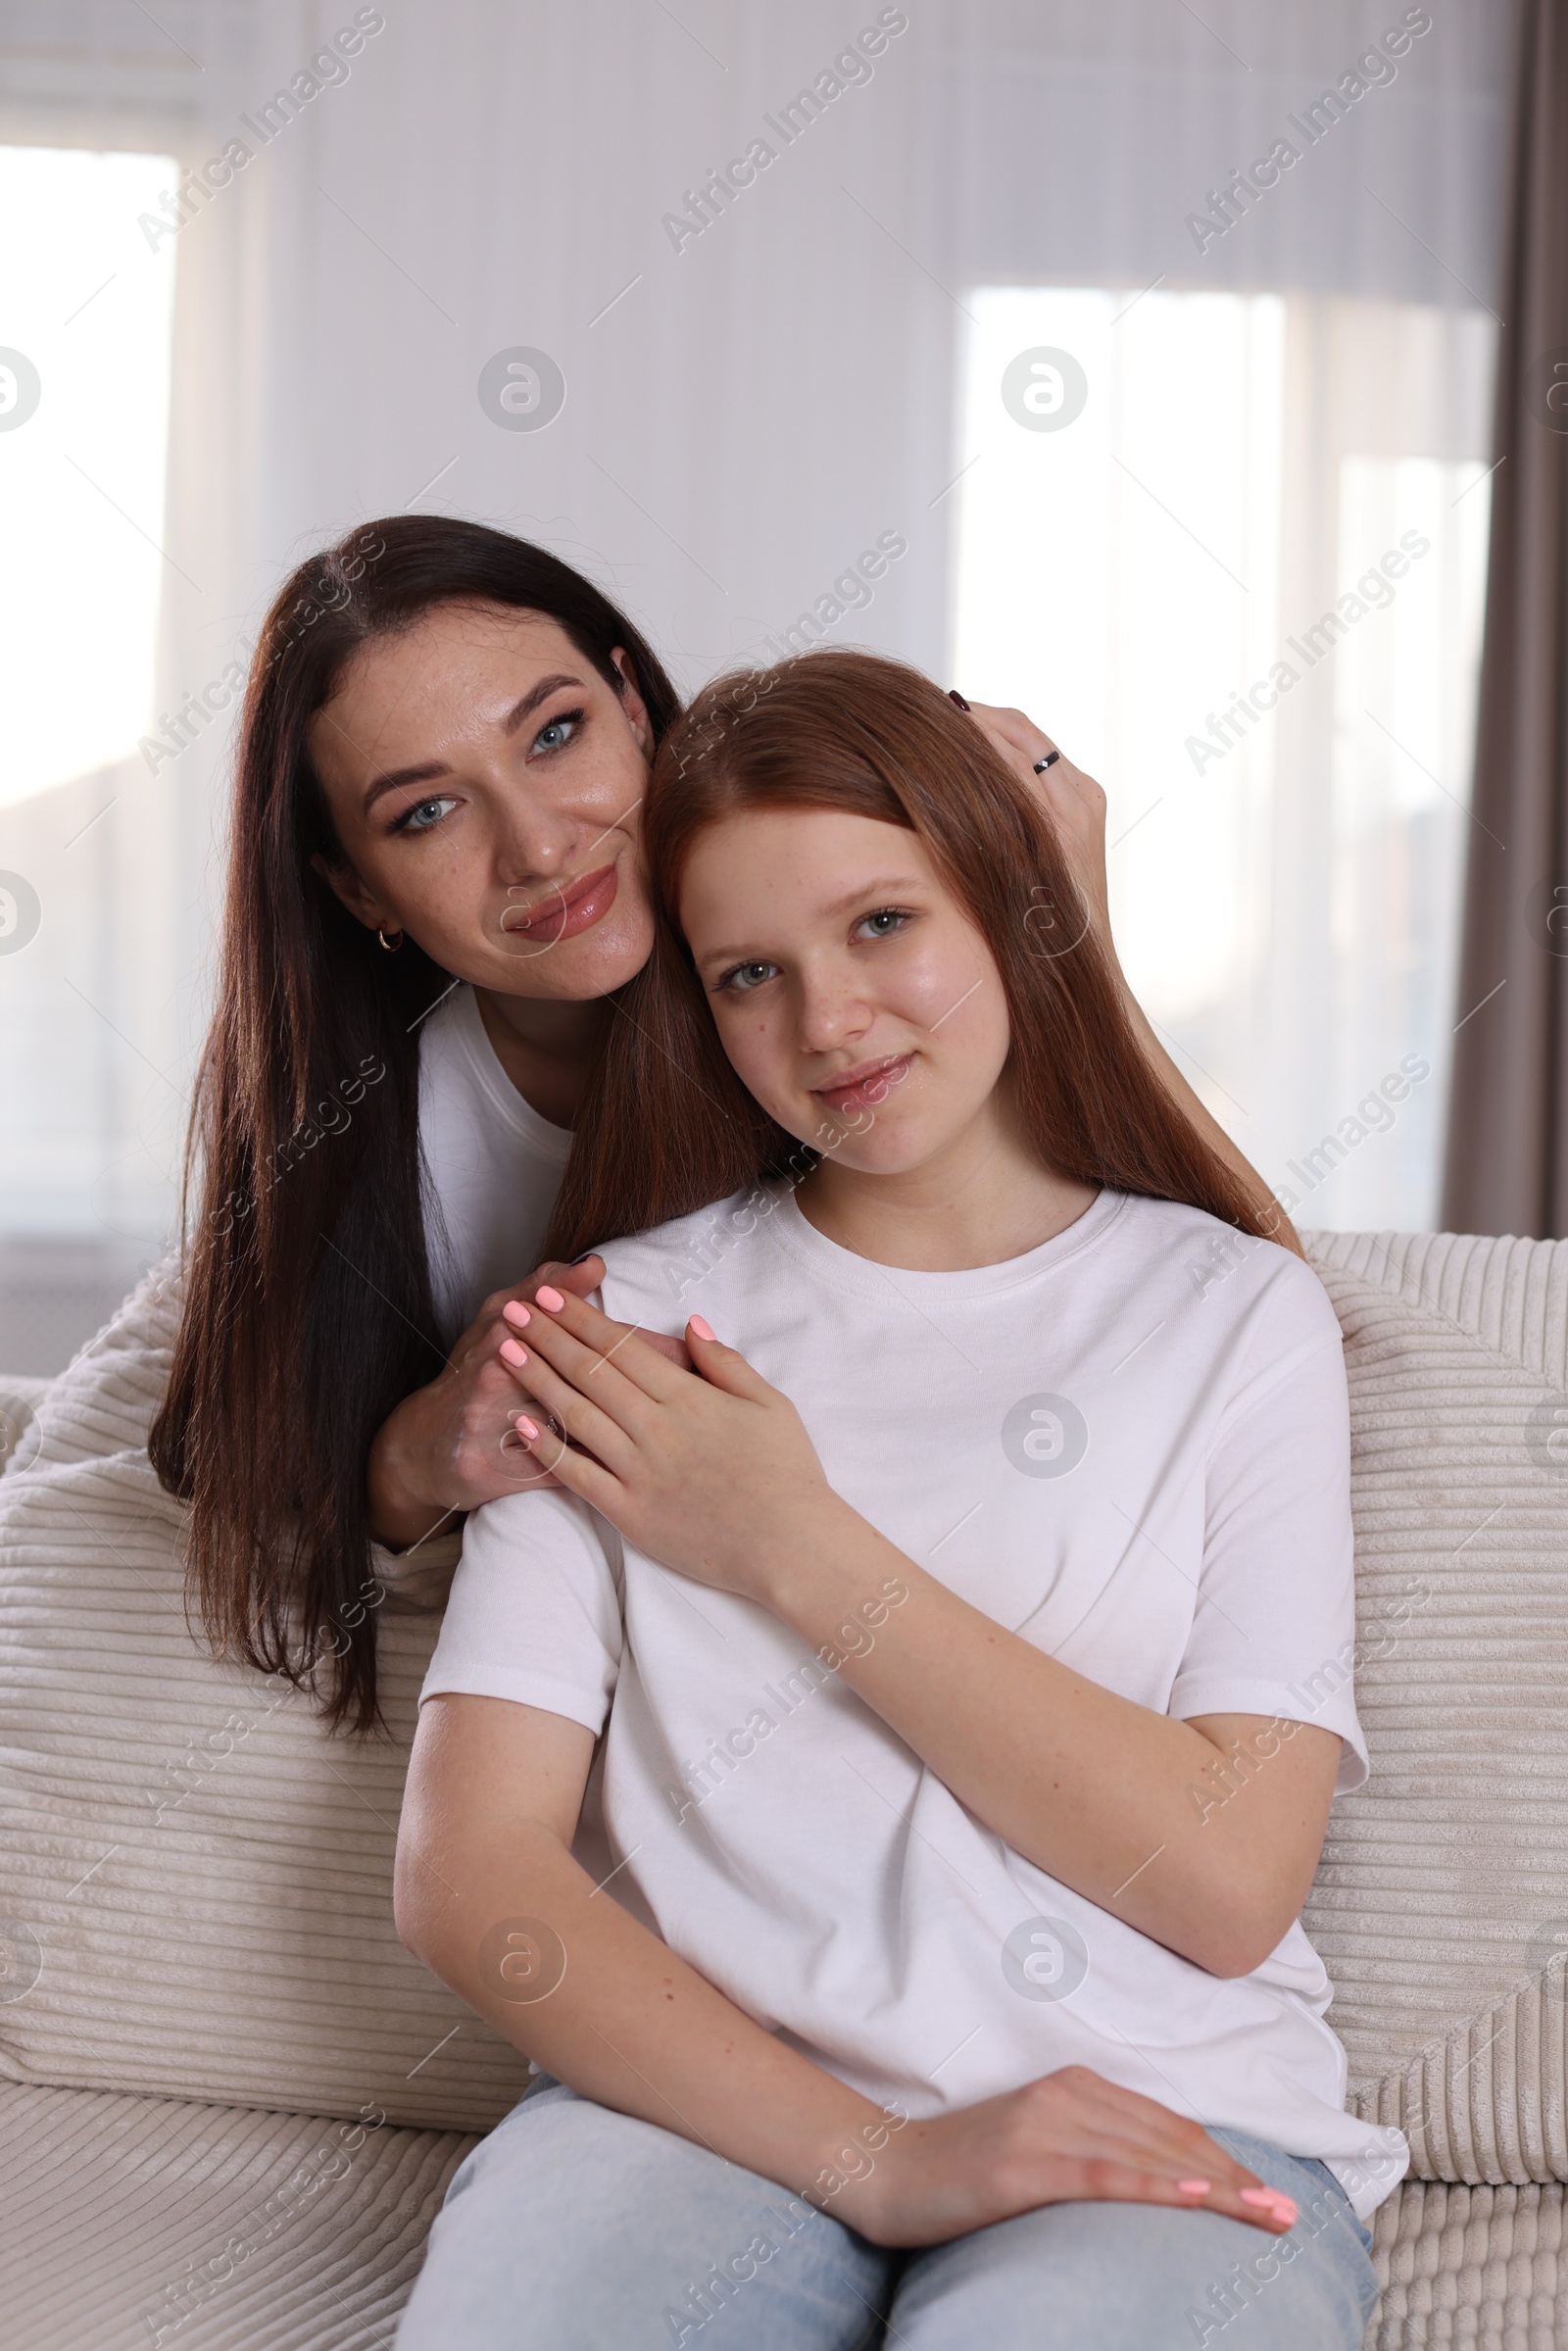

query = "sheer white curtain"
[0, 0, 1514, 1361]
[953, 289, 1494, 1228]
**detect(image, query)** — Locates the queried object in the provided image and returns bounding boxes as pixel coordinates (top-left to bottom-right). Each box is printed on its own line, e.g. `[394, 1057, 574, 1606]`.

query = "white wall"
[0, 0, 1517, 1361]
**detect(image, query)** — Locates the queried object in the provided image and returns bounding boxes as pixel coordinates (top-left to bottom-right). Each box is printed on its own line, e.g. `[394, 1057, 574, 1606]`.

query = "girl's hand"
[500, 1287, 840, 1599]
[959, 701, 1112, 949]
[850, 2066, 1297, 2250]
[366, 1255, 627, 1548]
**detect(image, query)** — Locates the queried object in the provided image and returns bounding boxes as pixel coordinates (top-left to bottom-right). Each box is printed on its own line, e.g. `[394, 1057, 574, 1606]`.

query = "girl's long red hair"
[544, 650, 1274, 1261]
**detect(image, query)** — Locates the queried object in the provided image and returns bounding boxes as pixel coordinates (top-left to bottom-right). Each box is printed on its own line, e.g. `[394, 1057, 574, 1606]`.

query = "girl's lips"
[811, 1053, 914, 1115]
[500, 862, 618, 948]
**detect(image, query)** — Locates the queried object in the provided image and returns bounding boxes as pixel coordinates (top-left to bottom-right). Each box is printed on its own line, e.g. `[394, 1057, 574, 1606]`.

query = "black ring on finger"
[1033, 750, 1061, 774]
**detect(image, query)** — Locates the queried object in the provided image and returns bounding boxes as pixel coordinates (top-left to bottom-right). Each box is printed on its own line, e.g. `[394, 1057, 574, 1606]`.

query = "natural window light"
[0, 144, 177, 809]
[952, 284, 1492, 1231]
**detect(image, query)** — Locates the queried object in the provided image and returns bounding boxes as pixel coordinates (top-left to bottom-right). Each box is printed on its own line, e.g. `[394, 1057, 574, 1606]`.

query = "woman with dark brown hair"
[150, 517, 1290, 1737]
[393, 653, 1393, 2350]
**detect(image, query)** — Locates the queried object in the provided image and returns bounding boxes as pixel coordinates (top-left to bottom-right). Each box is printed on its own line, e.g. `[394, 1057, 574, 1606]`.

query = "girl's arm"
[964, 705, 1301, 1257]
[366, 1258, 607, 1548]
[507, 1297, 1342, 1981]
[396, 1690, 1288, 2243]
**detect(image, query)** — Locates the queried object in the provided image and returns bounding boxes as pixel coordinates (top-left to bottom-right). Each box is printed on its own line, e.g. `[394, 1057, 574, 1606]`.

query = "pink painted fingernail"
[500, 1339, 528, 1368]
[515, 1415, 540, 1442]
[688, 1315, 716, 1342]
[536, 1286, 565, 1311]
[503, 1300, 531, 1329]
[1177, 2180, 1211, 2195]
[1241, 2188, 1297, 2226]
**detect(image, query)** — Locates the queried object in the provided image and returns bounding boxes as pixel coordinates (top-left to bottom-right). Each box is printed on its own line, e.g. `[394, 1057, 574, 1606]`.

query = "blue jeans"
[397, 2079, 1380, 2351]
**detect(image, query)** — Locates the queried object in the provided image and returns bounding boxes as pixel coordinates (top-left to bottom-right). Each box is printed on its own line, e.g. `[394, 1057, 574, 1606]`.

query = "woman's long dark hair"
[150, 516, 679, 1735]
[545, 650, 1276, 1262]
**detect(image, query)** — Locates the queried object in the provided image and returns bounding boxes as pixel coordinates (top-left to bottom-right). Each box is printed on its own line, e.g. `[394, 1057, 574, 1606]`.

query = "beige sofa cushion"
[1368, 2180, 1568, 2348]
[1302, 1231, 1568, 2185]
[0, 2077, 471, 2349]
[0, 1264, 529, 2131]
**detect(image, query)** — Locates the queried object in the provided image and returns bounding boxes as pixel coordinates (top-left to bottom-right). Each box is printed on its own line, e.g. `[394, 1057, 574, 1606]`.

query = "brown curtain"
[1441, 0, 1568, 1237]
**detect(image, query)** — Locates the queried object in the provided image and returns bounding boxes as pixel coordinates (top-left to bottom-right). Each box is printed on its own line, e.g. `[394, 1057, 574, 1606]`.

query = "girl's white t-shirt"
[417, 985, 573, 1340]
[421, 1182, 1409, 2219]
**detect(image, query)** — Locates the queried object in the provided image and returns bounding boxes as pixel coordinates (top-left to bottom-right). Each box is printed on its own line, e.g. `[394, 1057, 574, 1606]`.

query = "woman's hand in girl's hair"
[367, 1256, 694, 1549]
[959, 703, 1111, 947]
[854, 2067, 1297, 2249]
[500, 1288, 841, 1597]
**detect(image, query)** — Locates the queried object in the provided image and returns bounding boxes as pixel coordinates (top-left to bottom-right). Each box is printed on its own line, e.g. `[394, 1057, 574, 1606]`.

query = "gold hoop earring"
[377, 927, 405, 953]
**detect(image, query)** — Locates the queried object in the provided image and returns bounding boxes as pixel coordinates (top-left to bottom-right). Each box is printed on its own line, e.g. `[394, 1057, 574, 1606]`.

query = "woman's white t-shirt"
[417, 985, 573, 1340]
[421, 1182, 1409, 2221]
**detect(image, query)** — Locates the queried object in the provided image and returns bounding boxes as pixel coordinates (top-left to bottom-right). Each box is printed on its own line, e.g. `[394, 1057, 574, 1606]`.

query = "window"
[953, 284, 1493, 1229]
[0, 144, 179, 1366]
[0, 145, 177, 805]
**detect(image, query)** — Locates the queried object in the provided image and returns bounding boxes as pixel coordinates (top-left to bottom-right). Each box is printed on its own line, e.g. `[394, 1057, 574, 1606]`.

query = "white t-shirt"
[422, 1183, 1409, 2219]
[417, 985, 574, 1340]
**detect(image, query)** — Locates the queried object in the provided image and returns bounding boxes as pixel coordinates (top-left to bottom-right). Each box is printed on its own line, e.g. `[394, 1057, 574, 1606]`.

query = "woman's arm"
[396, 1690, 1288, 2243]
[965, 705, 1301, 1257]
[505, 1296, 1341, 1980]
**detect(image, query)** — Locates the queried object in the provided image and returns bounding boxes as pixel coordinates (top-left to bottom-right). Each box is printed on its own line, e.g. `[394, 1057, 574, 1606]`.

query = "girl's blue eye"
[531, 710, 583, 755]
[857, 906, 909, 939]
[395, 794, 460, 835]
[719, 959, 777, 995]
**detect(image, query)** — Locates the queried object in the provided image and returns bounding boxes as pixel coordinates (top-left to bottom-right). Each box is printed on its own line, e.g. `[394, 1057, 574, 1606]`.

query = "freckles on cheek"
[718, 1009, 794, 1116]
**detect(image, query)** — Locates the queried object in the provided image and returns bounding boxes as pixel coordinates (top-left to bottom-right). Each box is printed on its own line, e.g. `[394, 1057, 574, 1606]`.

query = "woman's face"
[309, 600, 655, 1000]
[680, 805, 1014, 1176]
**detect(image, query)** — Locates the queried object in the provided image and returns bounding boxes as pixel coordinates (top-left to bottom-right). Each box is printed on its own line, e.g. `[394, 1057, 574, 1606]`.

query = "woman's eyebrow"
[362, 672, 588, 810]
[500, 671, 585, 736]
[363, 758, 449, 812]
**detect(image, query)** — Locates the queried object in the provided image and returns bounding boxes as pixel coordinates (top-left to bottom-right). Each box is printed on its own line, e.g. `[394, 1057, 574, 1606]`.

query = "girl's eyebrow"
[695, 875, 921, 970]
[362, 672, 586, 811]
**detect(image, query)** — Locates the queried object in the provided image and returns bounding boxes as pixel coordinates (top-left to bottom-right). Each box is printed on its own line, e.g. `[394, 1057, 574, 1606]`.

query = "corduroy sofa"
[2, 1230, 1567, 2350]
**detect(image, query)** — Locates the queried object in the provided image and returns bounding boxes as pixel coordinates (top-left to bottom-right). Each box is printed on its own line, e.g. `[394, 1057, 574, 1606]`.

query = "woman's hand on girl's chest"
[500, 1287, 850, 1603]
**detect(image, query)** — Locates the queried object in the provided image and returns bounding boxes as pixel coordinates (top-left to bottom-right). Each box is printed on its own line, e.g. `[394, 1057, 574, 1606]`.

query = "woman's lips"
[811, 1053, 914, 1116]
[500, 862, 619, 948]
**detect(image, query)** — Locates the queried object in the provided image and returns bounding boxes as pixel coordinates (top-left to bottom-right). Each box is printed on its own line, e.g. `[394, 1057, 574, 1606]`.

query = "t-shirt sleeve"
[1167, 1264, 1369, 1792]
[418, 1487, 624, 1735]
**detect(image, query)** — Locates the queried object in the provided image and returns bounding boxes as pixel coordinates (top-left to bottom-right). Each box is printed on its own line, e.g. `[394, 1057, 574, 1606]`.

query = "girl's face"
[309, 601, 655, 1001]
[680, 805, 1014, 1175]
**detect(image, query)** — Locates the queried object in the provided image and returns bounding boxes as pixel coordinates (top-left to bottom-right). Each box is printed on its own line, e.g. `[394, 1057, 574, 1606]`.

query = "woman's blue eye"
[395, 794, 459, 834]
[857, 907, 909, 939]
[531, 710, 583, 755]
